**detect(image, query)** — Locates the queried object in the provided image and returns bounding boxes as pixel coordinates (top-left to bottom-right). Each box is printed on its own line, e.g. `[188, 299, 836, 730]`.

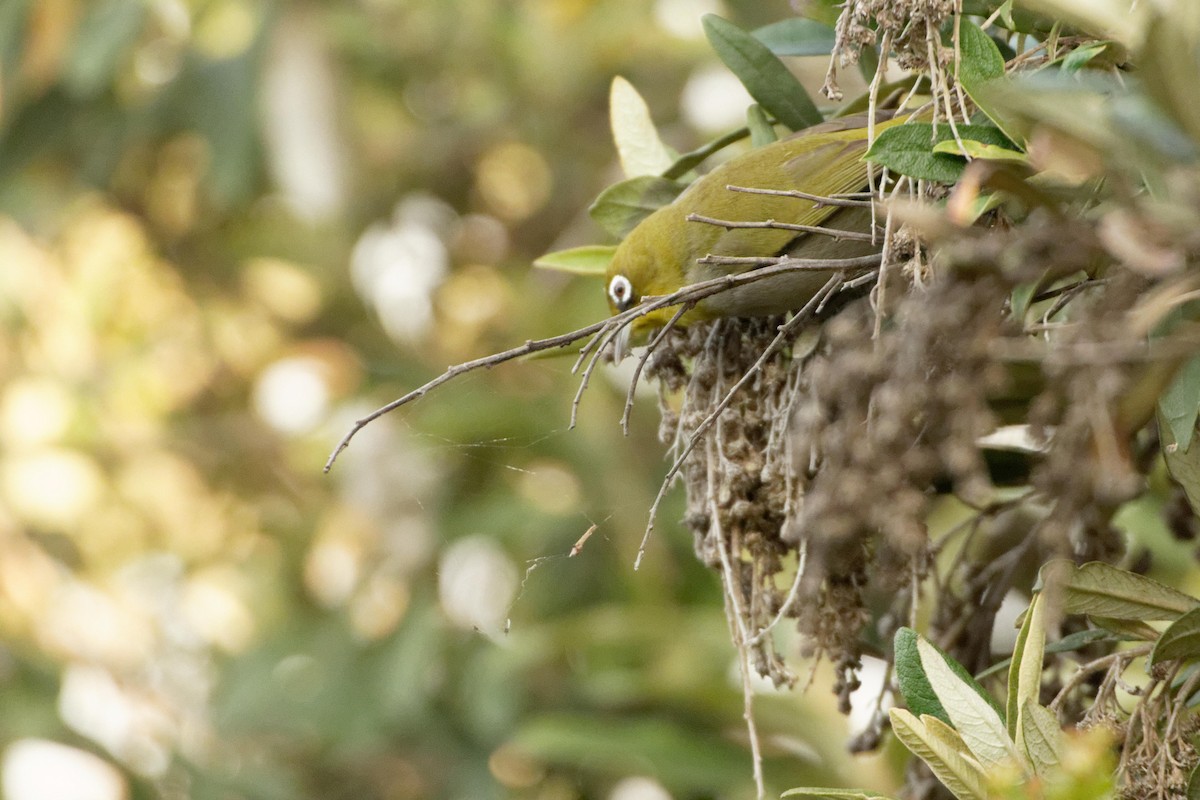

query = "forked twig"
[326, 254, 882, 471]
[621, 302, 693, 435]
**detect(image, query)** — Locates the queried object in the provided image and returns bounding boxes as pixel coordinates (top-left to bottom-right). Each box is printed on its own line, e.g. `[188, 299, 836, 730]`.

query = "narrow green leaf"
[996, 0, 1015, 29]
[752, 18, 836, 57]
[931, 138, 1027, 163]
[1152, 607, 1200, 666]
[1189, 760, 1200, 800]
[977, 628, 1122, 681]
[588, 176, 687, 238]
[1007, 593, 1045, 741]
[1061, 42, 1111, 74]
[662, 127, 748, 180]
[1009, 282, 1038, 324]
[1158, 355, 1200, 454]
[866, 122, 1015, 182]
[857, 45, 880, 83]
[918, 637, 1021, 772]
[609, 76, 675, 179]
[1089, 616, 1162, 641]
[746, 104, 778, 147]
[889, 709, 988, 800]
[1040, 560, 1200, 621]
[533, 245, 616, 275]
[702, 14, 821, 131]
[1017, 700, 1063, 776]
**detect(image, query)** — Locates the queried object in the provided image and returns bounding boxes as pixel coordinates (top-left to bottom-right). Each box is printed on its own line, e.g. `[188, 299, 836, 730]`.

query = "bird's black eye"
[608, 274, 635, 311]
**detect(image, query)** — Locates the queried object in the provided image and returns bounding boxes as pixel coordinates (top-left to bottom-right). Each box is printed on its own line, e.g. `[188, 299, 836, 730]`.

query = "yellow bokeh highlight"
[242, 258, 324, 324]
[474, 141, 552, 222]
[516, 459, 582, 516]
[192, 0, 259, 60]
[1, 377, 74, 448]
[2, 448, 104, 530]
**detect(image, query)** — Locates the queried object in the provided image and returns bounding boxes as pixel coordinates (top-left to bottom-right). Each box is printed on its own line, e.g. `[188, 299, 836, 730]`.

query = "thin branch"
[326, 253, 880, 471]
[708, 442, 765, 800]
[725, 185, 875, 207]
[697, 253, 882, 269]
[686, 212, 878, 241]
[621, 302, 693, 436]
[570, 318, 632, 429]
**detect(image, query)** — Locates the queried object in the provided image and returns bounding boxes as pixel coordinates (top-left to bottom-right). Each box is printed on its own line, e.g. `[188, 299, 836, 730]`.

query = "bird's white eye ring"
[608, 274, 635, 311]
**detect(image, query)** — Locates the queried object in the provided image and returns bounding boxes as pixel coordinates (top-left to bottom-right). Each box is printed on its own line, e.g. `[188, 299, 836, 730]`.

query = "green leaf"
[866, 122, 1015, 182]
[1017, 700, 1063, 776]
[1007, 593, 1046, 741]
[1089, 616, 1162, 641]
[1040, 560, 1200, 621]
[753, 18, 837, 57]
[662, 128, 749, 180]
[533, 245, 616, 275]
[889, 709, 989, 800]
[957, 20, 1005, 89]
[931, 138, 1027, 163]
[1061, 42, 1111, 74]
[895, 628, 949, 724]
[782, 790, 897, 800]
[702, 14, 822, 131]
[746, 104, 778, 147]
[1158, 355, 1200, 454]
[609, 76, 675, 179]
[918, 637, 1021, 772]
[1152, 607, 1200, 666]
[588, 176, 687, 238]
[1189, 760, 1200, 800]
[895, 628, 1005, 726]
[1164, 420, 1200, 520]
[955, 20, 1023, 141]
[976, 628, 1122, 681]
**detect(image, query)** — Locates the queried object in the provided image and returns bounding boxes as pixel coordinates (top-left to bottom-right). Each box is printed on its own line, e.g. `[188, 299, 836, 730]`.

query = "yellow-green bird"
[605, 112, 908, 349]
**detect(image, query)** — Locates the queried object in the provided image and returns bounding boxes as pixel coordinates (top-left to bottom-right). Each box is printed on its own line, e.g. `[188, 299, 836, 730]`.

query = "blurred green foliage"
[0, 1, 894, 799]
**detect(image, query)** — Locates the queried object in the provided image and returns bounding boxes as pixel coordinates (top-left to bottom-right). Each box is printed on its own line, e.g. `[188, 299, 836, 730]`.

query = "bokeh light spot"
[517, 459, 582, 516]
[253, 356, 330, 435]
[192, 0, 259, 60]
[2, 739, 127, 800]
[437, 535, 517, 633]
[2, 448, 103, 529]
[1, 377, 74, 448]
[474, 141, 552, 222]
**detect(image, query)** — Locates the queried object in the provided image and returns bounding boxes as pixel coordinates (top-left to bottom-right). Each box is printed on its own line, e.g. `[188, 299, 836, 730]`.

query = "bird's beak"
[612, 324, 631, 362]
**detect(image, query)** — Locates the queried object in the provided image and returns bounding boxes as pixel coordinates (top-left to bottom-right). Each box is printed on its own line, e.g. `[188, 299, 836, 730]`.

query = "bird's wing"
[699, 138, 873, 259]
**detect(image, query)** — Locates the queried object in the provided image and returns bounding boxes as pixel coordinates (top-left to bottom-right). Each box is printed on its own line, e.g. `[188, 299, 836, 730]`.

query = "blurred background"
[0, 1, 898, 798]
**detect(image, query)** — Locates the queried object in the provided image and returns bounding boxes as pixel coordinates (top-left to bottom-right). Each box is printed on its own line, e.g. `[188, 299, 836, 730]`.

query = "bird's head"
[604, 208, 700, 356]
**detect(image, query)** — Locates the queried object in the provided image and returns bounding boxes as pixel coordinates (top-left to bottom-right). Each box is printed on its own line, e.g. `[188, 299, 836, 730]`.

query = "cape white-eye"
[605, 112, 907, 352]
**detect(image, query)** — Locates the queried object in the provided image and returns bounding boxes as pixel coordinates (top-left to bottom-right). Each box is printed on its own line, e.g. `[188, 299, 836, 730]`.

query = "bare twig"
[698, 253, 881, 269]
[708, 440, 765, 800]
[725, 185, 875, 207]
[326, 253, 881, 471]
[685, 212, 878, 242]
[621, 302, 693, 435]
